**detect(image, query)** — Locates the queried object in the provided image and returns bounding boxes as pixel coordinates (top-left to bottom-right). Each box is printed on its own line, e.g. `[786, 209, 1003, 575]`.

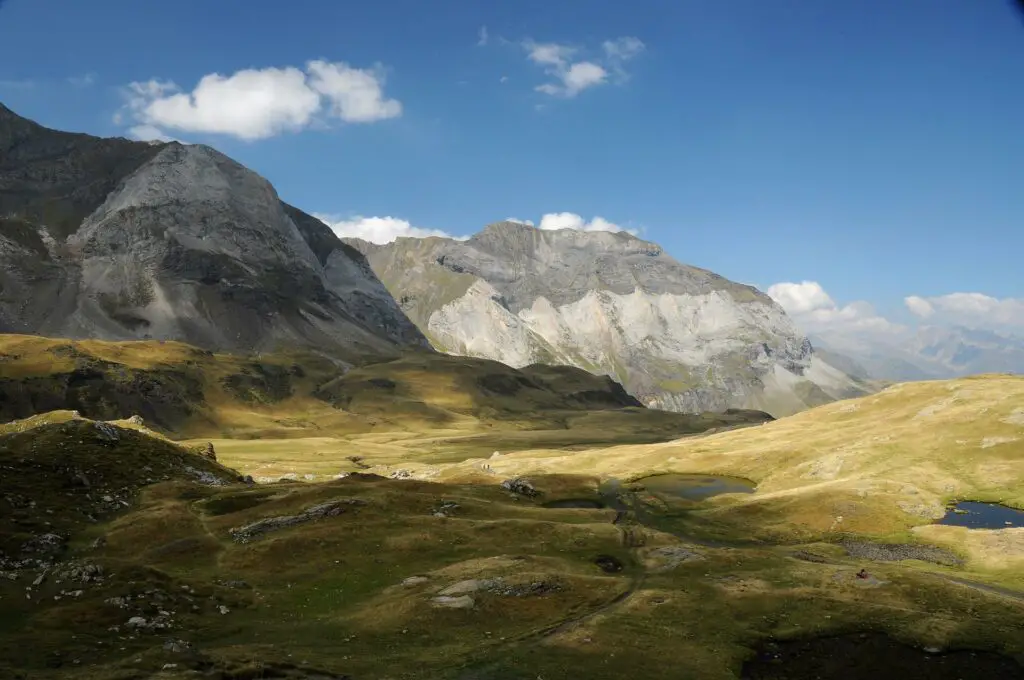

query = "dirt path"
[938, 575, 1024, 602]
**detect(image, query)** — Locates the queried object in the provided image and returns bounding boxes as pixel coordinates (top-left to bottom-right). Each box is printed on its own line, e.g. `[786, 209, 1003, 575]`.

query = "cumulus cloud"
[119, 60, 401, 141]
[765, 281, 835, 315]
[537, 212, 637, 234]
[315, 214, 468, 245]
[904, 295, 935, 318]
[522, 36, 644, 98]
[904, 292, 1024, 330]
[767, 281, 901, 334]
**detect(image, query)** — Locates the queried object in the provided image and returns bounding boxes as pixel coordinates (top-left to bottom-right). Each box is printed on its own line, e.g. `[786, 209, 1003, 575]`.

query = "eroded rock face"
[348, 222, 871, 416]
[0, 104, 427, 357]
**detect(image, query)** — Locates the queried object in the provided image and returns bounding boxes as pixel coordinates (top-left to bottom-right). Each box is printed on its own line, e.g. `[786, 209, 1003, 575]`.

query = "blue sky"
[1, 0, 1023, 337]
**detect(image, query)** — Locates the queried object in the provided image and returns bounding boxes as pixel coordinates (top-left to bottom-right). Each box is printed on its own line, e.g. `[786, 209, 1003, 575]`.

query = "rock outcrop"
[0, 103, 427, 358]
[348, 222, 871, 415]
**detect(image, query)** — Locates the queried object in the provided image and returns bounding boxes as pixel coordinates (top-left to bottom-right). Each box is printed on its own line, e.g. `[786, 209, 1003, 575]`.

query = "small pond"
[937, 501, 1024, 529]
[541, 499, 606, 509]
[632, 473, 756, 501]
[743, 632, 1024, 680]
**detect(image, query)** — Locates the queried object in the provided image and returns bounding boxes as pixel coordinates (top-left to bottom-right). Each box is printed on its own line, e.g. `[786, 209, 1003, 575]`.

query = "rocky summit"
[0, 103, 426, 359]
[348, 221, 873, 416]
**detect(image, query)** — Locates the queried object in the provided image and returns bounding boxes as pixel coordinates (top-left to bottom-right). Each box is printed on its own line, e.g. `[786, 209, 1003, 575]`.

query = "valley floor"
[1, 369, 1023, 678]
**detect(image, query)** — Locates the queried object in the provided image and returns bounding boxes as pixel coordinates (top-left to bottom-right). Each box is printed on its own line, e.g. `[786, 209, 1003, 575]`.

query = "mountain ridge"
[345, 224, 874, 416]
[0, 102, 427, 361]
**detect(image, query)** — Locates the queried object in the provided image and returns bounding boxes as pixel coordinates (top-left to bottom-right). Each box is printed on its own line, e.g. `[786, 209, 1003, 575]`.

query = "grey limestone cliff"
[348, 222, 871, 415]
[0, 103, 427, 358]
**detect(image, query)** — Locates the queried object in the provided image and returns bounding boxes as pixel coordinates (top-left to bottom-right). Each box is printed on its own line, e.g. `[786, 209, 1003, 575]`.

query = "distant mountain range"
[811, 325, 1024, 382]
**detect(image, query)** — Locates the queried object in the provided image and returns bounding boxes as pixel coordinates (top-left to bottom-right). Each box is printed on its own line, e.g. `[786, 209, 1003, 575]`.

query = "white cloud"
[537, 212, 637, 235]
[505, 217, 534, 225]
[477, 26, 489, 46]
[768, 281, 902, 335]
[602, 37, 646, 61]
[525, 41, 576, 67]
[904, 292, 1024, 330]
[499, 75, 509, 83]
[119, 60, 401, 141]
[315, 214, 468, 245]
[306, 60, 402, 123]
[771, 282, 1024, 339]
[766, 281, 835, 315]
[904, 295, 935, 318]
[522, 36, 643, 98]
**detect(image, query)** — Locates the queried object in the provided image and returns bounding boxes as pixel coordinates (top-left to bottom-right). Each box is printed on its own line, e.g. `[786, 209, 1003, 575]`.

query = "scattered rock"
[431, 595, 475, 609]
[840, 540, 963, 567]
[1001, 408, 1024, 426]
[389, 469, 413, 480]
[230, 498, 366, 543]
[438, 579, 499, 596]
[197, 441, 217, 460]
[981, 436, 1018, 449]
[185, 466, 229, 486]
[402, 576, 430, 586]
[22, 533, 66, 556]
[489, 580, 563, 597]
[432, 501, 460, 518]
[92, 422, 122, 443]
[897, 501, 946, 519]
[126, 415, 145, 426]
[645, 545, 704, 572]
[593, 554, 624, 573]
[217, 579, 251, 590]
[790, 550, 829, 564]
[501, 477, 539, 497]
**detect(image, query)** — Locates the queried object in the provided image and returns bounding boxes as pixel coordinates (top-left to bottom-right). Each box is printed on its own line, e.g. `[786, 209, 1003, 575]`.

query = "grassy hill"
[0, 333, 773, 476]
[435, 375, 1024, 585]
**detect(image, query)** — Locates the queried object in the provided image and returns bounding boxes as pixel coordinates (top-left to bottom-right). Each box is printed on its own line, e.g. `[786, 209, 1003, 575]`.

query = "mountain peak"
[472, 220, 649, 257]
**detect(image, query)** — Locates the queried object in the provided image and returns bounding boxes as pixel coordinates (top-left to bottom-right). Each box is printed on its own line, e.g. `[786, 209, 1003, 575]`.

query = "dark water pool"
[937, 501, 1024, 529]
[634, 473, 756, 501]
[541, 498, 606, 509]
[743, 633, 1024, 680]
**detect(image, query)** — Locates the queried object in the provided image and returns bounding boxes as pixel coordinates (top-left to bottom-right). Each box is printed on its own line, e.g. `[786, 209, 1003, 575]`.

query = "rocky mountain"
[347, 222, 873, 416]
[0, 103, 427, 360]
